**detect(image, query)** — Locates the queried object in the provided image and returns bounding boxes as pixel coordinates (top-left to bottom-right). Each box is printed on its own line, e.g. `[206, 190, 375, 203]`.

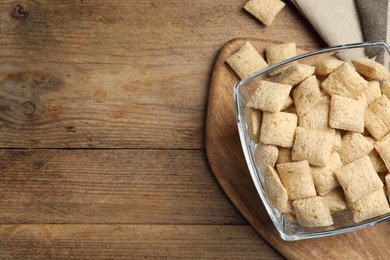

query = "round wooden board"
[205, 38, 390, 259]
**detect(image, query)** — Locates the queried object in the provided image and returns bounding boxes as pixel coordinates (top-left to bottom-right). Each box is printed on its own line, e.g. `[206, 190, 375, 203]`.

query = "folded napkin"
[290, 0, 390, 64]
[356, 0, 390, 65]
[356, 0, 389, 55]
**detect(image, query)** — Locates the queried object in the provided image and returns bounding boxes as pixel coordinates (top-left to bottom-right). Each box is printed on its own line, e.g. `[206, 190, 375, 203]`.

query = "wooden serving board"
[205, 38, 390, 259]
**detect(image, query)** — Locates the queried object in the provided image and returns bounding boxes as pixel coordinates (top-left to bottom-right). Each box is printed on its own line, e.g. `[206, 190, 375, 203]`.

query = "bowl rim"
[232, 41, 390, 241]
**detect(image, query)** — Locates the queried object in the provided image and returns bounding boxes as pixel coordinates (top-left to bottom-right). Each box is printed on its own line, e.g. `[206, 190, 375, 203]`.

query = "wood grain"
[0, 0, 328, 258]
[0, 224, 282, 259]
[206, 38, 390, 259]
[0, 0, 320, 149]
[0, 149, 245, 224]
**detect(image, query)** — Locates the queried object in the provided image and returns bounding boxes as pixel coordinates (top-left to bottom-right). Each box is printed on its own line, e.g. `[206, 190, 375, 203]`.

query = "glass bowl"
[233, 41, 390, 241]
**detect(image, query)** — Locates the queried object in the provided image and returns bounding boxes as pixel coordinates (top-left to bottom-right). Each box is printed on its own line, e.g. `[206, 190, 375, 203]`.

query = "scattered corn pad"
[352, 57, 390, 81]
[227, 41, 268, 79]
[263, 166, 289, 213]
[386, 173, 390, 198]
[284, 213, 298, 223]
[335, 156, 383, 203]
[281, 96, 294, 111]
[276, 147, 292, 164]
[314, 59, 344, 76]
[365, 95, 390, 140]
[292, 197, 333, 227]
[382, 81, 390, 100]
[365, 81, 382, 105]
[245, 106, 262, 143]
[374, 132, 390, 172]
[332, 130, 342, 152]
[293, 75, 322, 116]
[260, 112, 297, 148]
[329, 94, 365, 133]
[357, 91, 368, 108]
[255, 144, 278, 175]
[244, 0, 285, 26]
[298, 96, 332, 131]
[311, 152, 343, 196]
[265, 42, 297, 75]
[322, 187, 347, 213]
[368, 149, 388, 173]
[321, 62, 367, 99]
[338, 133, 374, 164]
[277, 63, 315, 86]
[247, 81, 292, 112]
[379, 172, 388, 197]
[292, 127, 333, 167]
[277, 160, 316, 200]
[349, 189, 390, 223]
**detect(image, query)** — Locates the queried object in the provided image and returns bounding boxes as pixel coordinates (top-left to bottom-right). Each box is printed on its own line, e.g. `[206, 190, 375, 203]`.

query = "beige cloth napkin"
[290, 0, 390, 64]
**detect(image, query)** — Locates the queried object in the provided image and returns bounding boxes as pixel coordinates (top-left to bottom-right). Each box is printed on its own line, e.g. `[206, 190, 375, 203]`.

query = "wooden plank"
[0, 0, 321, 149]
[0, 149, 245, 224]
[0, 224, 282, 259]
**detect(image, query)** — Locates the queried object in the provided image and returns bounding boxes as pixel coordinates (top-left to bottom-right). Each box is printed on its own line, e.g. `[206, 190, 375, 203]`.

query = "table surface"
[0, 1, 323, 258]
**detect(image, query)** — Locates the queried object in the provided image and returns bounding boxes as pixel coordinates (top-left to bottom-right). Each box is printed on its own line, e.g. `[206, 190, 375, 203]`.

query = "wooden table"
[0, 1, 323, 258]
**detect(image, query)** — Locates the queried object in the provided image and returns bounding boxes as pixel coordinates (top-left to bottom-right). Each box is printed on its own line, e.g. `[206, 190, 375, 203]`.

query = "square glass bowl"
[233, 42, 390, 241]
